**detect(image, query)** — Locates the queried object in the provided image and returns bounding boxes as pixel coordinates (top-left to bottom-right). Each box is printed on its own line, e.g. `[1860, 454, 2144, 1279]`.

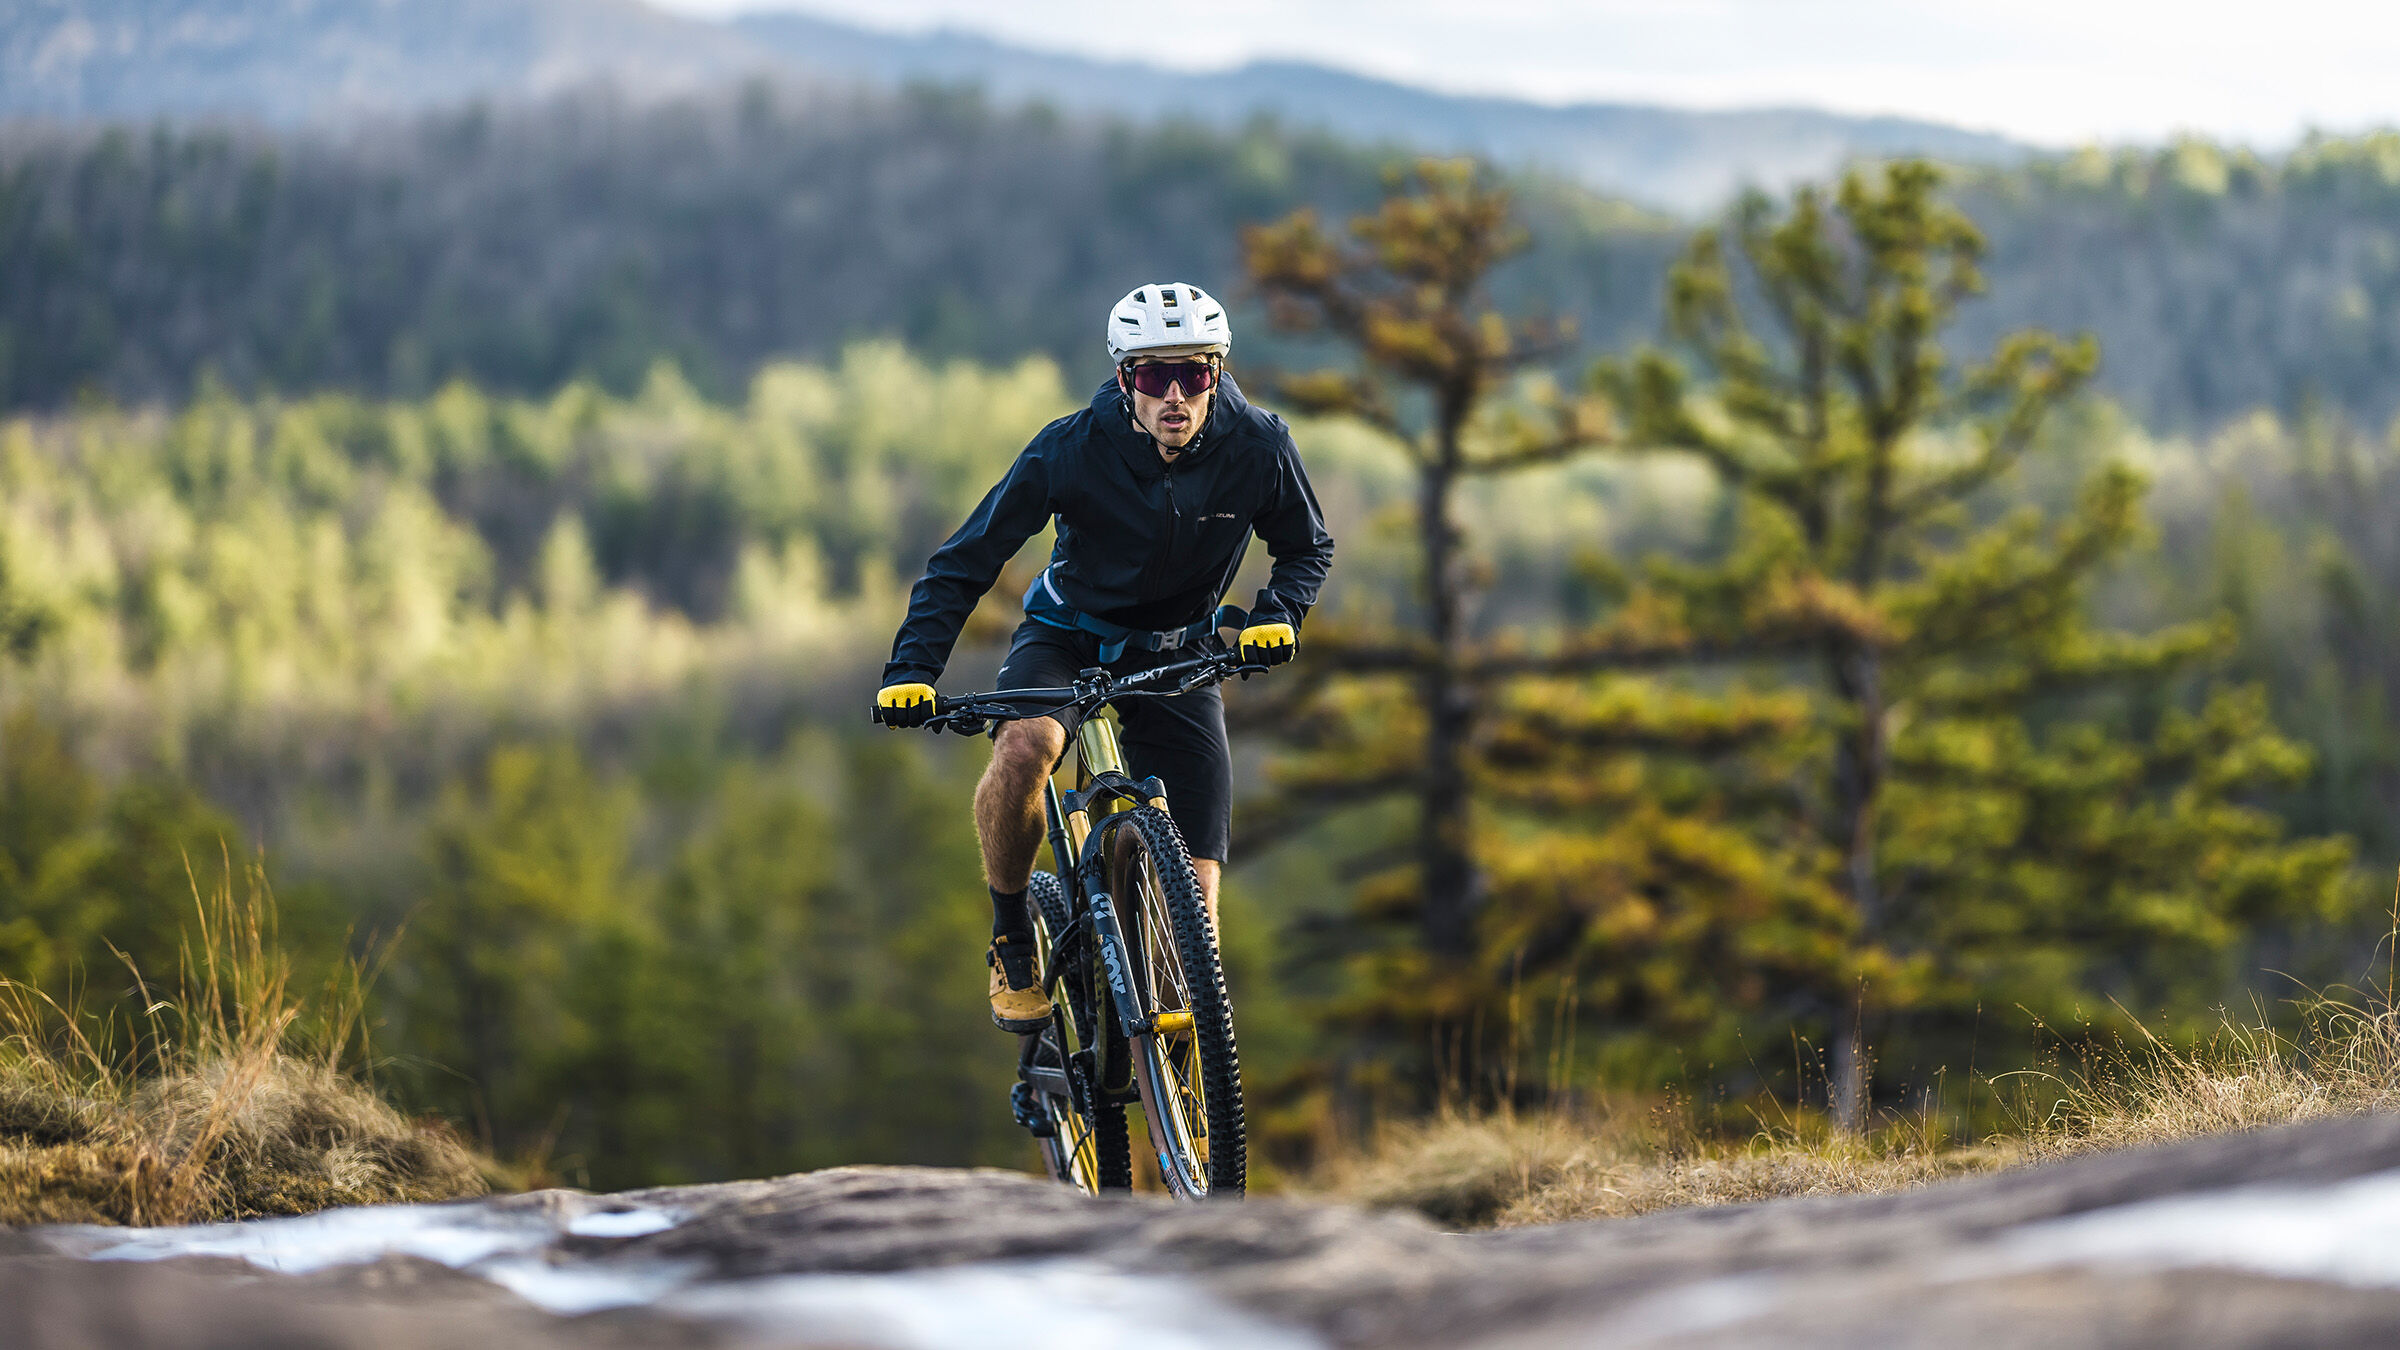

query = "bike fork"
[1084, 890, 1152, 1036]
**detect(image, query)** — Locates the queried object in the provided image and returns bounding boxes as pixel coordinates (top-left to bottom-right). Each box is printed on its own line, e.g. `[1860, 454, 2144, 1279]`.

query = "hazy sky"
[653, 0, 2400, 147]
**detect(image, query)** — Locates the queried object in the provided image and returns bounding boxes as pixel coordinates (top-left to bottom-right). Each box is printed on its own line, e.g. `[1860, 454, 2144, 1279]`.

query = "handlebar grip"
[875, 682, 941, 728]
[879, 695, 972, 732]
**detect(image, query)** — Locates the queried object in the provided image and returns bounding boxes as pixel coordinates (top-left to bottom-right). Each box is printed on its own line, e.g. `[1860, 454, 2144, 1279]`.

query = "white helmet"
[1105, 282, 1232, 364]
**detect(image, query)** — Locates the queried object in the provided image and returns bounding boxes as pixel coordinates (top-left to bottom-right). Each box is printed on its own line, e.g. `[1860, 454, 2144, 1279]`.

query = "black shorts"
[993, 618, 1231, 863]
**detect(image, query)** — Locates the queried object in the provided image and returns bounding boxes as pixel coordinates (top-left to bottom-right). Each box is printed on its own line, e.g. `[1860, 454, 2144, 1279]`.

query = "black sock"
[990, 885, 1033, 943]
[991, 886, 1037, 988]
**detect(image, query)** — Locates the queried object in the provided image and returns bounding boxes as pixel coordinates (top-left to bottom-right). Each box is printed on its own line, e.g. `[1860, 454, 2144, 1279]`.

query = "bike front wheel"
[1108, 807, 1245, 1197]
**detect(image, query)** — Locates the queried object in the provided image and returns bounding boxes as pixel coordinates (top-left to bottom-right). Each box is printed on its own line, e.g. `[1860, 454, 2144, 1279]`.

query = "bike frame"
[1037, 711, 1173, 1110]
[890, 644, 1259, 1192]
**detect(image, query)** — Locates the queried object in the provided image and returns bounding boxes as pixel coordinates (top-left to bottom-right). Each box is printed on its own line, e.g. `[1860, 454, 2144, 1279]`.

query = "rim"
[1127, 845, 1212, 1197]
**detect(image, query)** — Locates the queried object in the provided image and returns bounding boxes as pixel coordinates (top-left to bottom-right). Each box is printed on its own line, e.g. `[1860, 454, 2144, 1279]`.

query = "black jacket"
[884, 374, 1335, 685]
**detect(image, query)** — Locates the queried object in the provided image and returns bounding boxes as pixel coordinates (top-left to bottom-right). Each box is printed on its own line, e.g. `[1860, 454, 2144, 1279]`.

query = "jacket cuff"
[1244, 601, 1303, 634]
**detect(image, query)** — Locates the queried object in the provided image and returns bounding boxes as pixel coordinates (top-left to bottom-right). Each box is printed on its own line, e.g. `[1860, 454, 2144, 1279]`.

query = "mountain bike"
[881, 638, 1259, 1199]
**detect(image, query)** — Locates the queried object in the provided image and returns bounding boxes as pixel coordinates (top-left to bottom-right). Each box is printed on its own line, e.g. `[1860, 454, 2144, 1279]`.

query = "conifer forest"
[4, 79, 2398, 1189]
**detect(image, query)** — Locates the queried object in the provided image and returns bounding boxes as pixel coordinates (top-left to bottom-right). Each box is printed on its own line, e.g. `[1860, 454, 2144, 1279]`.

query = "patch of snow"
[61, 1203, 562, 1274]
[1580, 1270, 1793, 1343]
[39, 1200, 1323, 1347]
[479, 1255, 705, 1315]
[47, 1201, 700, 1313]
[1997, 1167, 2400, 1288]
[660, 1260, 1320, 1350]
[565, 1207, 683, 1238]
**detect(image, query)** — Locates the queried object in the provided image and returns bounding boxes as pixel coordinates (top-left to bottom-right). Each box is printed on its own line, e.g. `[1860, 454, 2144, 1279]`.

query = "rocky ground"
[11, 1113, 2400, 1348]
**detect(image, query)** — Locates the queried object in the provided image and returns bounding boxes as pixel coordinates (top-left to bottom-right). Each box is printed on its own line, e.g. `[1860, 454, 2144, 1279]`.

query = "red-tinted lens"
[1127, 361, 1216, 398]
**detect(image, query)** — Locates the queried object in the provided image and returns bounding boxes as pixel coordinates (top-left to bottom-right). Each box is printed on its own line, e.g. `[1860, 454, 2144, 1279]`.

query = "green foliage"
[0, 94, 1676, 413]
[1243, 160, 2360, 1130]
[1951, 131, 2400, 429]
[382, 734, 1021, 1188]
[2112, 408, 2400, 861]
[0, 344, 1067, 1184]
[402, 741, 640, 1158]
[1597, 163, 2357, 1121]
[26, 99, 2400, 438]
[1247, 159, 1618, 971]
[0, 313, 2377, 1180]
[0, 344, 1064, 794]
[0, 711, 242, 997]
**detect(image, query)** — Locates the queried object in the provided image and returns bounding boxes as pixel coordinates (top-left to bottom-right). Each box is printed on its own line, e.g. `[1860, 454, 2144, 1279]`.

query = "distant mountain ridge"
[3, 0, 2035, 212]
[729, 11, 2034, 213]
[1, 0, 763, 124]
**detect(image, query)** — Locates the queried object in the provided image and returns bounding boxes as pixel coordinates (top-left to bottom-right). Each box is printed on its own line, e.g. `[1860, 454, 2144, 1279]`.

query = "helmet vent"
[1106, 282, 1230, 362]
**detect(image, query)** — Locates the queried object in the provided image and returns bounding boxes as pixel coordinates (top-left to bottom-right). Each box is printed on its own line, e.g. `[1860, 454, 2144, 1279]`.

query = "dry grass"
[0, 858, 488, 1226]
[1315, 971, 2400, 1229]
[1312, 1102, 2022, 1229]
[2020, 989, 2400, 1159]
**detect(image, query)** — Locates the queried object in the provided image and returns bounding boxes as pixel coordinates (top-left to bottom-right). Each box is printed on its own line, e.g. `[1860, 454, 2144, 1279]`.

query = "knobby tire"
[1110, 807, 1246, 1197]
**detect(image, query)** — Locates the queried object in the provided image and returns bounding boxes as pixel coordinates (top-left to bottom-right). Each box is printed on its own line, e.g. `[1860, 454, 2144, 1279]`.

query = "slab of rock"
[13, 1112, 2400, 1348]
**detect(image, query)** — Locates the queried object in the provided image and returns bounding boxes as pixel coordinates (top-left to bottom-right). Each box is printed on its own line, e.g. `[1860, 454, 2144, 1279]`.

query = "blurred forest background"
[5, 8, 2400, 1188]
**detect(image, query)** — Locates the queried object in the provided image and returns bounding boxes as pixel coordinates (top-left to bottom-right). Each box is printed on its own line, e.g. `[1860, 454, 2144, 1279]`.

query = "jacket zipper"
[1154, 466, 1184, 585]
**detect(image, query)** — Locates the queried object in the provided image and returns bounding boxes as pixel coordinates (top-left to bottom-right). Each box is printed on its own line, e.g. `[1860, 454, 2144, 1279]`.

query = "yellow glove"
[876, 681, 937, 727]
[1238, 622, 1296, 667]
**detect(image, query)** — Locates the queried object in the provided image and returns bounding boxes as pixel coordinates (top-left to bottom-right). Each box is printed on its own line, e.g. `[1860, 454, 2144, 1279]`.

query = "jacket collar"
[1091, 372, 1247, 475]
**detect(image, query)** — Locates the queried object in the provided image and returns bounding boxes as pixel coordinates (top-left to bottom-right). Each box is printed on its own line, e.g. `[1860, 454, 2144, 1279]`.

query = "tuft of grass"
[0, 855, 488, 1226]
[2019, 990, 2400, 1160]
[2015, 886, 2400, 1161]
[1312, 1101, 2018, 1229]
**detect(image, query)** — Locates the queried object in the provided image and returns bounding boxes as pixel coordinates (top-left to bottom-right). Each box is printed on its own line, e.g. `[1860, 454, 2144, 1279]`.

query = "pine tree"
[1246, 159, 2356, 1121]
[1245, 162, 1819, 1089]
[1245, 161, 1632, 958]
[1600, 162, 2355, 1125]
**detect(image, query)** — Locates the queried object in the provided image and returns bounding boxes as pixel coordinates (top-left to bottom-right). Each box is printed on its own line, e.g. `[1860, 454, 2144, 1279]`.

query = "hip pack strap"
[1021, 569, 1239, 664]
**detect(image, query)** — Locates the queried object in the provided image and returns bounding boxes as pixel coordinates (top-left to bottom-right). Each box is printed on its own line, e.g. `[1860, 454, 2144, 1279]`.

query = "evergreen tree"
[1244, 163, 1787, 1098]
[1602, 162, 2356, 1125]
[1245, 160, 1618, 965]
[1245, 163, 1870, 1098]
[1246, 159, 2356, 1122]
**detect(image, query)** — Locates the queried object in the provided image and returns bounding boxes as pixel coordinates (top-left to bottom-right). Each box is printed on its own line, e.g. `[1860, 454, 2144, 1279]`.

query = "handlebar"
[877, 643, 1266, 735]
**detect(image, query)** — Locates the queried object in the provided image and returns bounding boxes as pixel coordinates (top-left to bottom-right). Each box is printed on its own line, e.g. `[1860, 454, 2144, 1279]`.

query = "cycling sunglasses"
[1122, 359, 1218, 399]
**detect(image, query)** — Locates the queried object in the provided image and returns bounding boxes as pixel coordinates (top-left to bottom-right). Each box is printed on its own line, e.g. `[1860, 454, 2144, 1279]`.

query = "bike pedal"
[1010, 1082, 1056, 1137]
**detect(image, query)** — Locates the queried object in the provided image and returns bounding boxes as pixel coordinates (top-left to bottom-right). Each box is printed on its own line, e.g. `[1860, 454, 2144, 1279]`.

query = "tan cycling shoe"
[988, 935, 1049, 1033]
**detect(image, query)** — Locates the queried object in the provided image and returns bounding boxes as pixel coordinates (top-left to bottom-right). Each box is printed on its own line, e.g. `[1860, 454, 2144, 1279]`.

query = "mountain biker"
[876, 282, 1335, 1032]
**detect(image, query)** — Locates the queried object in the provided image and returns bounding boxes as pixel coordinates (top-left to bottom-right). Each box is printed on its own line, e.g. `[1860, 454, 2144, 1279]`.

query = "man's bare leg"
[980, 719, 1223, 937]
[977, 718, 1066, 1029]
[977, 718, 1067, 895]
[1194, 859, 1221, 934]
